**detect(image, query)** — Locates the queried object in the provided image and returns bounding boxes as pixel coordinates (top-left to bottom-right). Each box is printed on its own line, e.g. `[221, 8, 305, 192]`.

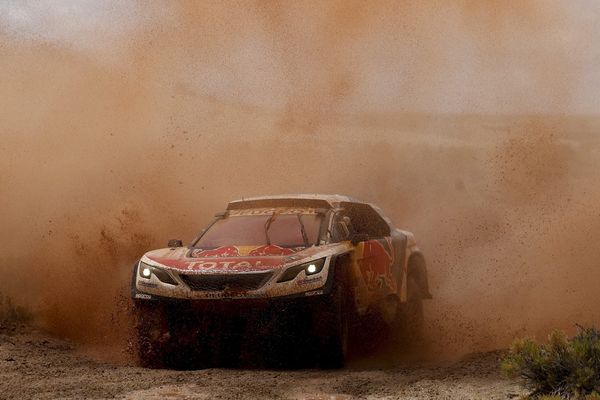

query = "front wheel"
[313, 284, 349, 368]
[134, 301, 171, 368]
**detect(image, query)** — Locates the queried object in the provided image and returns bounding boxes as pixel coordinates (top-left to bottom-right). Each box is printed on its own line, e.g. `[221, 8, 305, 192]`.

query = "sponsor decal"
[297, 276, 323, 285]
[139, 281, 158, 288]
[190, 245, 300, 258]
[249, 245, 295, 256]
[304, 290, 324, 297]
[358, 238, 397, 292]
[204, 292, 263, 299]
[185, 260, 262, 271]
[135, 293, 152, 300]
[191, 246, 240, 258]
[229, 208, 318, 216]
[145, 254, 284, 272]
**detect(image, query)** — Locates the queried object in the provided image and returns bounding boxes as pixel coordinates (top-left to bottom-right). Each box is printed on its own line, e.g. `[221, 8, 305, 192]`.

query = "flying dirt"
[1, 1, 600, 399]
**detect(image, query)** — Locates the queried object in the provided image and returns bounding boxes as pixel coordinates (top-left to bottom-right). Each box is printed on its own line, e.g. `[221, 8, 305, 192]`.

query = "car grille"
[179, 272, 274, 292]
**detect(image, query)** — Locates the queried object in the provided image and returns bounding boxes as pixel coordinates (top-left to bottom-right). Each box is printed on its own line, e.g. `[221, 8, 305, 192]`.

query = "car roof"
[227, 194, 364, 210]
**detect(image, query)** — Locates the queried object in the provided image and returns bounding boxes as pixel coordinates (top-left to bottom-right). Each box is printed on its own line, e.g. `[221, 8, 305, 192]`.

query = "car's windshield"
[194, 212, 323, 248]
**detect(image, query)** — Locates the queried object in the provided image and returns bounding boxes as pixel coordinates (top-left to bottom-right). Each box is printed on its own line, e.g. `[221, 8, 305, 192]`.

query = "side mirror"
[168, 239, 183, 248]
[350, 233, 369, 245]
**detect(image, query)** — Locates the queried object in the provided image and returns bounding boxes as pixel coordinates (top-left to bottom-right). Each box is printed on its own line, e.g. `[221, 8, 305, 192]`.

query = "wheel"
[134, 301, 171, 368]
[165, 307, 223, 369]
[395, 276, 424, 345]
[313, 283, 349, 368]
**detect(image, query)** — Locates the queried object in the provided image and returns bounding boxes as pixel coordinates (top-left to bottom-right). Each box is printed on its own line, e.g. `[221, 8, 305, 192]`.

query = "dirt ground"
[0, 328, 525, 400]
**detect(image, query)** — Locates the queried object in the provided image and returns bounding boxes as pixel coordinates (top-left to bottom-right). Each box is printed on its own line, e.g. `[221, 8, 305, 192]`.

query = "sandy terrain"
[2, 4, 599, 399]
[0, 327, 525, 400]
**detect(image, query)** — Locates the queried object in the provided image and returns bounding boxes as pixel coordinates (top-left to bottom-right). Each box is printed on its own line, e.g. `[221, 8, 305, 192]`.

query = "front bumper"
[132, 257, 335, 302]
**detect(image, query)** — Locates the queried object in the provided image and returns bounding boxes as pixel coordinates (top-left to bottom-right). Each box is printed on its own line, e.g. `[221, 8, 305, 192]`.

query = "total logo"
[185, 260, 265, 270]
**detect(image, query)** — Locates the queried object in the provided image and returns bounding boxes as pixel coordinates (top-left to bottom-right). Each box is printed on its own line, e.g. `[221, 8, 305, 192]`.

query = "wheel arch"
[407, 251, 432, 299]
[131, 260, 140, 299]
[325, 252, 356, 311]
[330, 252, 353, 283]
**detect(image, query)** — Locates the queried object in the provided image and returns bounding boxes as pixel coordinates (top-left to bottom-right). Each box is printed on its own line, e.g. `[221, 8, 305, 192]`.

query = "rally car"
[131, 194, 431, 368]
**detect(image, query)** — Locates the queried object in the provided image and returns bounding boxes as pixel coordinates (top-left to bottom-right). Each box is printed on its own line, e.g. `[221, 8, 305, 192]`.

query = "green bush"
[536, 394, 600, 400]
[502, 327, 600, 399]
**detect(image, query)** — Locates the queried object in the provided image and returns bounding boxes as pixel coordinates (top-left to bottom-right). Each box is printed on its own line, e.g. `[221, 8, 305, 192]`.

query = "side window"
[331, 213, 352, 242]
[340, 202, 390, 239]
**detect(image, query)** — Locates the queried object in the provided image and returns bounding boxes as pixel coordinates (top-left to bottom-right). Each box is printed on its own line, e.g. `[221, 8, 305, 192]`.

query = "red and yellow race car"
[131, 194, 431, 368]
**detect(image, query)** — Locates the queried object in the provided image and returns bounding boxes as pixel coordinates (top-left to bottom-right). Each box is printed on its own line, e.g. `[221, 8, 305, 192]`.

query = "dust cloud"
[1, 1, 600, 361]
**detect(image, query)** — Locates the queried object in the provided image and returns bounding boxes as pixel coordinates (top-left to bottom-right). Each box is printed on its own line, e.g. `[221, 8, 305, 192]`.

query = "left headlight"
[277, 258, 326, 283]
[138, 261, 178, 285]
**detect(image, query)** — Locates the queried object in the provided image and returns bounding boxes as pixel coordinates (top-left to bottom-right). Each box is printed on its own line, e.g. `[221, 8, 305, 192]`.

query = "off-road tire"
[395, 276, 424, 345]
[314, 283, 349, 368]
[134, 301, 171, 368]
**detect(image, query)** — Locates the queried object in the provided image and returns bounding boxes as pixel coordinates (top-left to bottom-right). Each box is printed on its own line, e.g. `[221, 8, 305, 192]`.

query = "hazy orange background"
[1, 1, 600, 360]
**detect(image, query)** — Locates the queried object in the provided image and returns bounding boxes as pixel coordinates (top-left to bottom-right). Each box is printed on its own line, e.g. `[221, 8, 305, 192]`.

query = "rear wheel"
[395, 276, 424, 345]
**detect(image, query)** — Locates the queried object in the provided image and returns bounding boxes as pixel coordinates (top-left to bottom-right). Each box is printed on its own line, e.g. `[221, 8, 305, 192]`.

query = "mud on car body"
[131, 194, 431, 368]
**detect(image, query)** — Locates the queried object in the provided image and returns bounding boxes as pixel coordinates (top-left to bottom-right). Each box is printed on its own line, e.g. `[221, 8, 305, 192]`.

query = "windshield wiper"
[297, 213, 310, 247]
[264, 211, 277, 245]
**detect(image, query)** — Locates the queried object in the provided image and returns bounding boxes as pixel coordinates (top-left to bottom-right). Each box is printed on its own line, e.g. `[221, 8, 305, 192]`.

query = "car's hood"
[143, 244, 312, 273]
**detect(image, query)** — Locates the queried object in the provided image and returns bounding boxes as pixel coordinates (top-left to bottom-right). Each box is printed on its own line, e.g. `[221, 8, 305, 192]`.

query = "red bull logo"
[191, 245, 299, 258]
[192, 246, 240, 258]
[249, 244, 296, 256]
[358, 238, 397, 292]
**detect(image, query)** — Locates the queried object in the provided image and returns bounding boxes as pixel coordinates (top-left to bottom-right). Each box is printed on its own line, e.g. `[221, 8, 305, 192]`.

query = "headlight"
[277, 258, 326, 283]
[138, 262, 178, 285]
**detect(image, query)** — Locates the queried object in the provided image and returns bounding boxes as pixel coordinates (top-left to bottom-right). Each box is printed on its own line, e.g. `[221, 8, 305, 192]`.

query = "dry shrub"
[503, 327, 600, 399]
[0, 293, 32, 331]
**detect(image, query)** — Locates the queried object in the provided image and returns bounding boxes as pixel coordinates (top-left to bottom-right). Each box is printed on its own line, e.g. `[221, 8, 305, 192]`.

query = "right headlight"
[277, 258, 326, 283]
[138, 261, 178, 286]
